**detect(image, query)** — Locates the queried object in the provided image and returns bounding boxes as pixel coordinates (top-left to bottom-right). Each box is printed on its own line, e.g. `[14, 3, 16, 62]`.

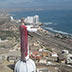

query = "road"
[29, 31, 72, 53]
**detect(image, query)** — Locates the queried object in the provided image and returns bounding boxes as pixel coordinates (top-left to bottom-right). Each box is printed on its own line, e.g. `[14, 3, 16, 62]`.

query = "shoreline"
[8, 12, 72, 53]
[43, 27, 72, 36]
[40, 26, 72, 40]
[0, 13, 72, 72]
[8, 9, 72, 36]
[30, 26, 72, 53]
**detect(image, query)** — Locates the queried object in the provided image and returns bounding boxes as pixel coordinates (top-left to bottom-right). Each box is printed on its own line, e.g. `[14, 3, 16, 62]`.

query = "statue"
[14, 18, 36, 72]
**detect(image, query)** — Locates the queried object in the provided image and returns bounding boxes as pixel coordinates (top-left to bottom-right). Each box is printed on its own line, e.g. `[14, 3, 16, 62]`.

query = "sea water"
[10, 10, 72, 35]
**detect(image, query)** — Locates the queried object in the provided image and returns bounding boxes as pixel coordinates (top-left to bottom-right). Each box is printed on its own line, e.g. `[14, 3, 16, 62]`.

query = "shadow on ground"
[7, 64, 14, 70]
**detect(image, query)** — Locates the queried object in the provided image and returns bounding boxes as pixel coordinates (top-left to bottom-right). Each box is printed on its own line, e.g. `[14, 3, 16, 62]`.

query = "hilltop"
[0, 13, 19, 40]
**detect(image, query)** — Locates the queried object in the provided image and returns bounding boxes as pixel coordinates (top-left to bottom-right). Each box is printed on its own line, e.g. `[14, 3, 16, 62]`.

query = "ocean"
[10, 10, 72, 35]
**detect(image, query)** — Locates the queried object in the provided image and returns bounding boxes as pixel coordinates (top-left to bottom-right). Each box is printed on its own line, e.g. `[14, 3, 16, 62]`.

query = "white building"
[24, 15, 39, 24]
[25, 16, 34, 24]
[66, 54, 72, 64]
[62, 50, 69, 54]
[26, 25, 38, 32]
[34, 15, 39, 24]
[10, 16, 14, 21]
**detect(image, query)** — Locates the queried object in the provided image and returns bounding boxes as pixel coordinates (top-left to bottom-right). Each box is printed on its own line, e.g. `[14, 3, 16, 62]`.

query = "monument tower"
[14, 19, 36, 72]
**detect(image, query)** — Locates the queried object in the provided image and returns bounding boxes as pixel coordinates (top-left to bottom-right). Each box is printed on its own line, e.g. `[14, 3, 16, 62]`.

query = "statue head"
[21, 18, 25, 25]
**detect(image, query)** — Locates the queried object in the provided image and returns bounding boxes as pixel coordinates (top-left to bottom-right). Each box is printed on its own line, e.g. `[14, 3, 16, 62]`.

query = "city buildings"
[24, 15, 39, 24]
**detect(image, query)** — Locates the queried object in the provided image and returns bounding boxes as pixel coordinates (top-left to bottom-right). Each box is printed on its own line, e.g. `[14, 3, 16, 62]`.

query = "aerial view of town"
[0, 0, 72, 72]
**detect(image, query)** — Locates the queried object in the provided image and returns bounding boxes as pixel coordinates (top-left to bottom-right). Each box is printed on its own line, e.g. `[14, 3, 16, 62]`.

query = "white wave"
[54, 23, 57, 25]
[44, 22, 57, 25]
[44, 27, 71, 35]
[44, 22, 53, 25]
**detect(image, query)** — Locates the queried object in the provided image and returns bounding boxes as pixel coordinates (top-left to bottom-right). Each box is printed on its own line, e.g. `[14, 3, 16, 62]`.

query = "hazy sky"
[0, 0, 72, 9]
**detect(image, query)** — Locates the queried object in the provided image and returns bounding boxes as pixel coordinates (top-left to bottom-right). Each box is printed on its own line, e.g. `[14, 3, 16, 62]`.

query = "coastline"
[1, 11, 72, 53]
[0, 12, 72, 72]
[9, 9, 72, 35]
[31, 26, 72, 53]
[8, 12, 72, 53]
